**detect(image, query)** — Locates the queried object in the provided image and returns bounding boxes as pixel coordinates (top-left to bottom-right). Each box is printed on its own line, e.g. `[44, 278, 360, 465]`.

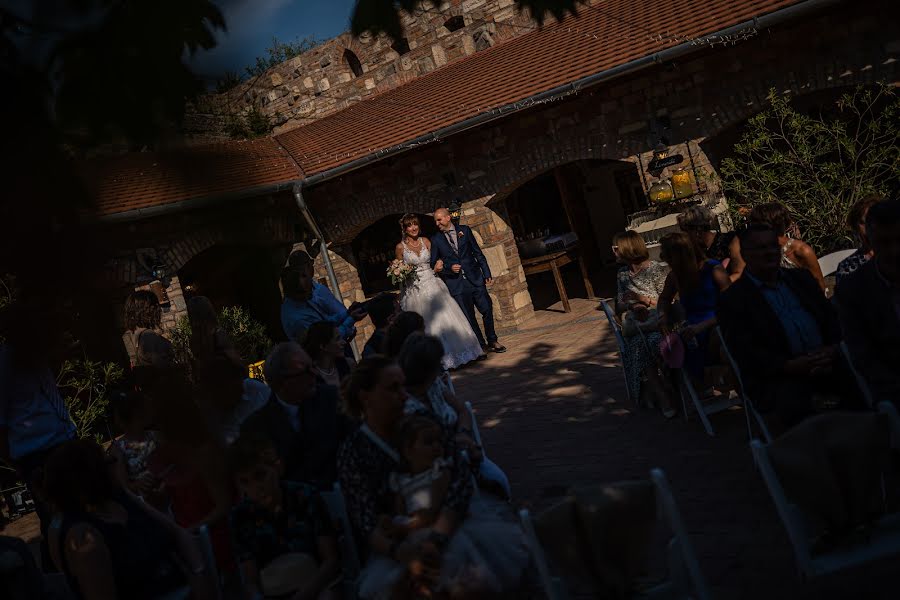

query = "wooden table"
[521, 245, 595, 313]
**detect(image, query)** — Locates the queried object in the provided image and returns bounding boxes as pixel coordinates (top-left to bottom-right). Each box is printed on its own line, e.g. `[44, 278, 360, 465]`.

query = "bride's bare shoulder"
[423, 237, 432, 248]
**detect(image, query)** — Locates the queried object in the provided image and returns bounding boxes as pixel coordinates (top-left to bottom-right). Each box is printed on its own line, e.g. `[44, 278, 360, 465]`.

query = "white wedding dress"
[400, 241, 484, 369]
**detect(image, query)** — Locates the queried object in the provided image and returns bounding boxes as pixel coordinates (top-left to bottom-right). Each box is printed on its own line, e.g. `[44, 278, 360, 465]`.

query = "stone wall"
[184, 0, 539, 141]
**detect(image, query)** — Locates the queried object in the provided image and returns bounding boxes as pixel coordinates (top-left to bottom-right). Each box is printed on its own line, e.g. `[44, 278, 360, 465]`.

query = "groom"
[430, 208, 507, 353]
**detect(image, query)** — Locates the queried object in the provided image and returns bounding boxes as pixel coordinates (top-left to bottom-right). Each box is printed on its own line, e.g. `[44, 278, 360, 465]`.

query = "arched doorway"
[491, 159, 643, 308]
[352, 213, 438, 296]
[178, 243, 289, 341]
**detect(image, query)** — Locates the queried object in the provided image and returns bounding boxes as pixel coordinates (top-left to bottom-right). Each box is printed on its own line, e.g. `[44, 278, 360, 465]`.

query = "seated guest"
[229, 434, 339, 600]
[835, 194, 883, 287]
[399, 333, 511, 498]
[719, 224, 860, 430]
[657, 232, 730, 383]
[363, 293, 400, 357]
[280, 251, 367, 346]
[45, 439, 210, 600]
[337, 358, 528, 599]
[749, 202, 825, 291]
[677, 205, 745, 280]
[241, 342, 350, 489]
[196, 358, 270, 446]
[108, 390, 167, 510]
[612, 231, 673, 414]
[836, 199, 900, 404]
[382, 311, 426, 358]
[303, 321, 352, 388]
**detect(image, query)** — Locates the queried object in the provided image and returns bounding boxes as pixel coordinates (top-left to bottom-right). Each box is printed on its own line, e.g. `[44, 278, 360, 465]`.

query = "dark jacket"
[718, 268, 841, 403]
[240, 384, 352, 489]
[835, 260, 900, 404]
[430, 224, 492, 295]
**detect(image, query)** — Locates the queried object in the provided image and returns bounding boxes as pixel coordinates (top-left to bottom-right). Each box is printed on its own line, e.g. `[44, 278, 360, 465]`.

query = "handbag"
[658, 332, 685, 369]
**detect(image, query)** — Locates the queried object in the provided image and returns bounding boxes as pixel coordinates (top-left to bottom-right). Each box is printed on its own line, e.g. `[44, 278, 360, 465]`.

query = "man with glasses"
[241, 342, 350, 488]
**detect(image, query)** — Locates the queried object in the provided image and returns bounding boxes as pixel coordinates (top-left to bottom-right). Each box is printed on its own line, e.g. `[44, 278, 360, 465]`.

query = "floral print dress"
[615, 261, 670, 400]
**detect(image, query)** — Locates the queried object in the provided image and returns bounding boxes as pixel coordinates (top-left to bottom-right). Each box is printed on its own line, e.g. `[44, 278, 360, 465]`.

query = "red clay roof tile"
[277, 0, 803, 175]
[83, 138, 300, 217]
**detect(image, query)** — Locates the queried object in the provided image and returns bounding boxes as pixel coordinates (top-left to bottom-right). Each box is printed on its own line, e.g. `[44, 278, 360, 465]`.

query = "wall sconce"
[448, 200, 462, 224]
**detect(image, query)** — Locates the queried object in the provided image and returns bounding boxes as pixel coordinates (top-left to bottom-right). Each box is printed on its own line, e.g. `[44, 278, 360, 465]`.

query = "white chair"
[817, 249, 856, 277]
[464, 400, 486, 457]
[320, 483, 361, 600]
[716, 327, 773, 443]
[877, 402, 900, 450]
[519, 509, 568, 600]
[600, 299, 637, 407]
[840, 341, 874, 408]
[677, 365, 741, 438]
[520, 469, 711, 600]
[750, 439, 900, 580]
[191, 525, 221, 600]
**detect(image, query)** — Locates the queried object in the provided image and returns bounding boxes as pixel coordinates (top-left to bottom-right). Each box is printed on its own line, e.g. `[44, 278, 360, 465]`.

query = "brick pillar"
[134, 275, 187, 333]
[461, 200, 535, 336]
[313, 245, 372, 354]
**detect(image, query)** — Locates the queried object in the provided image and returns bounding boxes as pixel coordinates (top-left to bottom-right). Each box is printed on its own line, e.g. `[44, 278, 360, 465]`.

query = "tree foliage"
[721, 86, 900, 254]
[225, 106, 272, 139]
[57, 358, 125, 443]
[245, 35, 322, 78]
[171, 305, 273, 371]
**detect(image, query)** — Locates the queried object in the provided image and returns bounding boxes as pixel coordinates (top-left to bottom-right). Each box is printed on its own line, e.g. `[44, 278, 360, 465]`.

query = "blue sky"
[190, 0, 358, 81]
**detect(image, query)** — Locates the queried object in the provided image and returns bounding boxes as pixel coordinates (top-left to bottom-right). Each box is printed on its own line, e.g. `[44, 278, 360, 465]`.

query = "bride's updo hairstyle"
[400, 213, 419, 234]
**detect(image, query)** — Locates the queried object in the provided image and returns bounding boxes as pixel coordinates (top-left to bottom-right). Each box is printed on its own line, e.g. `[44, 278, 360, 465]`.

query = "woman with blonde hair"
[612, 231, 673, 415]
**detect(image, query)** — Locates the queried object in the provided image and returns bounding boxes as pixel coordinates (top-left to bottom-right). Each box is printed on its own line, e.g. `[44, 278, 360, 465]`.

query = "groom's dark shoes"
[486, 342, 507, 353]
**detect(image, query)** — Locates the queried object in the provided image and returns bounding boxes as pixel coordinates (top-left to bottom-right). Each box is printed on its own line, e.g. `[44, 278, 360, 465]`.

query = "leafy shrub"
[721, 85, 900, 254]
[171, 305, 273, 371]
[57, 359, 124, 443]
[225, 106, 271, 139]
[245, 35, 322, 78]
[215, 70, 243, 94]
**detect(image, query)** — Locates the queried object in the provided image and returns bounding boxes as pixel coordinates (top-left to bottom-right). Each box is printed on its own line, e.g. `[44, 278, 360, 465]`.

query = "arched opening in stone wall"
[178, 243, 291, 342]
[391, 37, 411, 55]
[343, 49, 364, 78]
[351, 212, 439, 296]
[490, 159, 643, 309]
[444, 16, 465, 32]
[473, 30, 494, 51]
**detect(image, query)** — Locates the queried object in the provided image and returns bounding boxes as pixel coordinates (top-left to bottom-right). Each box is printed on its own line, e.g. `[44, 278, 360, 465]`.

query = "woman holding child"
[337, 357, 528, 599]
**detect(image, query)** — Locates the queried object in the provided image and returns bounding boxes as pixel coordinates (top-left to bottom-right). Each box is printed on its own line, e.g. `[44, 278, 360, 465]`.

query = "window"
[391, 37, 410, 55]
[444, 16, 465, 32]
[473, 30, 494, 52]
[343, 49, 363, 78]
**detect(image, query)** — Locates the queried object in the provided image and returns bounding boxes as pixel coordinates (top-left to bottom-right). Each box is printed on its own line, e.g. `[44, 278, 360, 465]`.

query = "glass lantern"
[648, 179, 675, 204]
[671, 168, 695, 199]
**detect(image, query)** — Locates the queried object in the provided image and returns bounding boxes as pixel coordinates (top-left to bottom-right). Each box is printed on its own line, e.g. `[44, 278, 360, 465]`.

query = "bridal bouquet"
[387, 259, 417, 287]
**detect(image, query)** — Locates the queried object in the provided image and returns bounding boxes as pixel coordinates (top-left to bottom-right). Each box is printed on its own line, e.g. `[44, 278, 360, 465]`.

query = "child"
[228, 433, 340, 600]
[108, 390, 166, 509]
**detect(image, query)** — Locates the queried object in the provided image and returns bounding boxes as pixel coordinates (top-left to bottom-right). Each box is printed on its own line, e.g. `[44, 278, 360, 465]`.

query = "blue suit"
[430, 224, 498, 345]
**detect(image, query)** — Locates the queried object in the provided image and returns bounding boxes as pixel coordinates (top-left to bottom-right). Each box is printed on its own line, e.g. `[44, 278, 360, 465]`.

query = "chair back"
[464, 401, 485, 455]
[817, 249, 856, 277]
[716, 327, 772, 443]
[519, 509, 566, 600]
[600, 300, 627, 357]
[650, 469, 713, 600]
[877, 402, 900, 450]
[320, 483, 362, 583]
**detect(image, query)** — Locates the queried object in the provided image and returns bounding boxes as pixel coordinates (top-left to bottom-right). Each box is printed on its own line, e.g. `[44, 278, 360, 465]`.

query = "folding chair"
[677, 365, 741, 438]
[716, 327, 772, 443]
[520, 469, 711, 600]
[750, 439, 900, 580]
[320, 483, 361, 600]
[464, 401, 485, 457]
[877, 402, 900, 450]
[600, 299, 637, 407]
[519, 509, 567, 600]
[840, 341, 874, 408]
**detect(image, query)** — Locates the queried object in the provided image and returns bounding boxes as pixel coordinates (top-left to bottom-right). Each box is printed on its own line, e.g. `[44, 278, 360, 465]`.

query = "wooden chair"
[750, 439, 900, 580]
[520, 469, 712, 600]
[600, 299, 637, 407]
[320, 483, 361, 600]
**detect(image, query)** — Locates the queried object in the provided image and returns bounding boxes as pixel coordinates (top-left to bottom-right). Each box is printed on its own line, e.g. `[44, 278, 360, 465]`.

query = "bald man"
[430, 208, 506, 352]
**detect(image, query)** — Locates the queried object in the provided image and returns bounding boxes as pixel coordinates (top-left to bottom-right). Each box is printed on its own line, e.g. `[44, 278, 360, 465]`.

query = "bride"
[395, 214, 485, 369]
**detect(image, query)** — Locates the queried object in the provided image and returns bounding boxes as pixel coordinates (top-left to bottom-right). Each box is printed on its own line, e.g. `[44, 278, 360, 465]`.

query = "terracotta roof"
[83, 138, 300, 217]
[277, 0, 805, 176]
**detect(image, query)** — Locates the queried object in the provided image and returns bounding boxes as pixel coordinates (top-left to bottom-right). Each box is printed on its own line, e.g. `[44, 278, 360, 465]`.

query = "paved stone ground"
[453, 298, 896, 600]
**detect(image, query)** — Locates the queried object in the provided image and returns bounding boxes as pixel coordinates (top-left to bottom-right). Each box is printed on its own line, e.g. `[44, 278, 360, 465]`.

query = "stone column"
[460, 200, 534, 336]
[313, 245, 373, 354]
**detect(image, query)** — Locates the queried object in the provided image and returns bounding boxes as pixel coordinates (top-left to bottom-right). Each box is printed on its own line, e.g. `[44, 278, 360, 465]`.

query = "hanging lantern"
[448, 201, 462, 224]
[671, 168, 695, 199]
[648, 179, 675, 204]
